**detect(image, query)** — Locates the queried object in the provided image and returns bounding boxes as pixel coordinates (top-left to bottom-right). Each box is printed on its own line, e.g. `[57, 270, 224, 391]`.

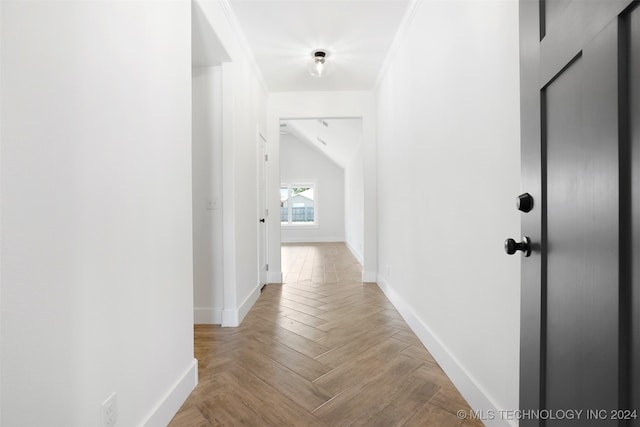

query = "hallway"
[170, 243, 483, 426]
[0, 1, 523, 423]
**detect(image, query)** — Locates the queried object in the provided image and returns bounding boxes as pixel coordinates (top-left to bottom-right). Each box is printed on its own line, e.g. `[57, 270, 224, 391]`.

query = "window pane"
[291, 186, 314, 223]
[280, 186, 289, 223]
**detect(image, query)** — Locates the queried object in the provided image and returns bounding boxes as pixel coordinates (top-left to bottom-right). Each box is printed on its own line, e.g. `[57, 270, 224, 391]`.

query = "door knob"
[505, 236, 531, 257]
[259, 218, 265, 223]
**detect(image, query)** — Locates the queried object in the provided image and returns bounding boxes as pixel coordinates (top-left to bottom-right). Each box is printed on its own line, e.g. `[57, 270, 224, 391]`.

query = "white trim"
[267, 270, 283, 284]
[373, 0, 422, 92]
[221, 309, 238, 327]
[142, 358, 198, 427]
[281, 236, 345, 244]
[361, 270, 377, 283]
[345, 240, 364, 265]
[257, 128, 269, 294]
[194, 307, 222, 325]
[238, 283, 261, 323]
[280, 182, 318, 226]
[221, 62, 238, 330]
[346, 242, 372, 282]
[375, 276, 512, 427]
[221, 283, 262, 327]
[217, 0, 269, 92]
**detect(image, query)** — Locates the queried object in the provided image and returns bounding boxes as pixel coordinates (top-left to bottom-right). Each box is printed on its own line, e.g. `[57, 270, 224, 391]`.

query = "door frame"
[266, 93, 378, 284]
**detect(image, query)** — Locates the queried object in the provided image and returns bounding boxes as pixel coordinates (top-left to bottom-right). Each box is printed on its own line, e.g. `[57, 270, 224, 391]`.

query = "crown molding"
[218, 0, 270, 93]
[373, 0, 423, 93]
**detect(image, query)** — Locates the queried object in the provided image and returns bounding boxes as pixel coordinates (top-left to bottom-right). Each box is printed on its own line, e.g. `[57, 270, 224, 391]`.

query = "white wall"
[195, 1, 268, 326]
[375, 1, 520, 425]
[280, 133, 345, 243]
[0, 1, 3, 422]
[1, 1, 196, 426]
[345, 144, 365, 264]
[192, 66, 224, 324]
[219, 59, 268, 326]
[268, 92, 377, 283]
[191, 0, 231, 325]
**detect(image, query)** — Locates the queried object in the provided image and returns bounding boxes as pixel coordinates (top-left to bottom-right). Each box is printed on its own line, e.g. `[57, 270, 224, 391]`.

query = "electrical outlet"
[101, 392, 117, 427]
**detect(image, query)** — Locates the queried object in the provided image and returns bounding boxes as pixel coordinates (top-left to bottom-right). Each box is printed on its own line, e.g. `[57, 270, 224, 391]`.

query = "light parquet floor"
[170, 242, 483, 427]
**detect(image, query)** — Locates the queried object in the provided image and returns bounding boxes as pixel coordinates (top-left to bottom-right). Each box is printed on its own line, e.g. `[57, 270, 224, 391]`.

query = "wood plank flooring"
[170, 242, 483, 427]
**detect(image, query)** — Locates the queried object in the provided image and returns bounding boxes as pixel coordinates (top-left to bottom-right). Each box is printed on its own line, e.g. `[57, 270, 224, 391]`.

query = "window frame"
[280, 182, 318, 227]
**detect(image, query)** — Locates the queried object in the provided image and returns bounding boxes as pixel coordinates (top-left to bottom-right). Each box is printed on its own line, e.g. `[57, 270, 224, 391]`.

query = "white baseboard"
[376, 276, 510, 427]
[267, 270, 283, 284]
[281, 236, 345, 243]
[142, 358, 198, 427]
[193, 307, 222, 325]
[221, 283, 262, 327]
[362, 270, 377, 283]
[238, 283, 261, 323]
[221, 309, 237, 327]
[345, 240, 364, 264]
[194, 307, 222, 324]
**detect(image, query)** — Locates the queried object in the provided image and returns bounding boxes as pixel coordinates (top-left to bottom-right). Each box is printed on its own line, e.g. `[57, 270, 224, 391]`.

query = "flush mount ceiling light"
[308, 49, 332, 78]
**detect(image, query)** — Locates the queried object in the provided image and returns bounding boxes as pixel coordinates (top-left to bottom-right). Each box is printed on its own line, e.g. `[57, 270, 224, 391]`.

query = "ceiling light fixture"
[308, 49, 332, 78]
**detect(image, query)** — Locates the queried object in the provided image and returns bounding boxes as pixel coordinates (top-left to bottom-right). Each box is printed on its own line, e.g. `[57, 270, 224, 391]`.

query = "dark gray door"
[519, 1, 639, 425]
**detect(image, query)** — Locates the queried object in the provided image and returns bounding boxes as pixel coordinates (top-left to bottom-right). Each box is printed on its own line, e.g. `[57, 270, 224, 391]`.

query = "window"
[280, 184, 316, 225]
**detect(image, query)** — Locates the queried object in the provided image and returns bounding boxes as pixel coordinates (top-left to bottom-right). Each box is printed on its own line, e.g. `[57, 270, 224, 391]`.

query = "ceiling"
[281, 118, 362, 168]
[227, 0, 412, 92]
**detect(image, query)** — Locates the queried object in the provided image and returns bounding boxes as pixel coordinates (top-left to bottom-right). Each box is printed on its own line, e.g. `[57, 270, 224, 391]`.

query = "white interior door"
[258, 132, 268, 286]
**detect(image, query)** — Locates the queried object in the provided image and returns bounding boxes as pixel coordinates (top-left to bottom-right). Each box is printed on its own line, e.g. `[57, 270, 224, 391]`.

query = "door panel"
[544, 0, 571, 35]
[540, 1, 629, 85]
[520, 1, 638, 425]
[545, 20, 619, 417]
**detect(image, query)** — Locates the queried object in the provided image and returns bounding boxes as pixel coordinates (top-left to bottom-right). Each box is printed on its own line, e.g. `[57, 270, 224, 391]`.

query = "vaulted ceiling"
[281, 118, 363, 168]
[227, 0, 412, 92]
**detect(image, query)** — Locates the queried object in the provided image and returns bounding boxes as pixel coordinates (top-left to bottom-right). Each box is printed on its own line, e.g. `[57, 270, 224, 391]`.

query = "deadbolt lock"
[517, 193, 534, 213]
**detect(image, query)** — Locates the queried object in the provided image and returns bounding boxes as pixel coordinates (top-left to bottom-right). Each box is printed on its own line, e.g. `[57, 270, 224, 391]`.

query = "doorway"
[266, 93, 378, 286]
[278, 118, 364, 266]
[191, 2, 229, 324]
